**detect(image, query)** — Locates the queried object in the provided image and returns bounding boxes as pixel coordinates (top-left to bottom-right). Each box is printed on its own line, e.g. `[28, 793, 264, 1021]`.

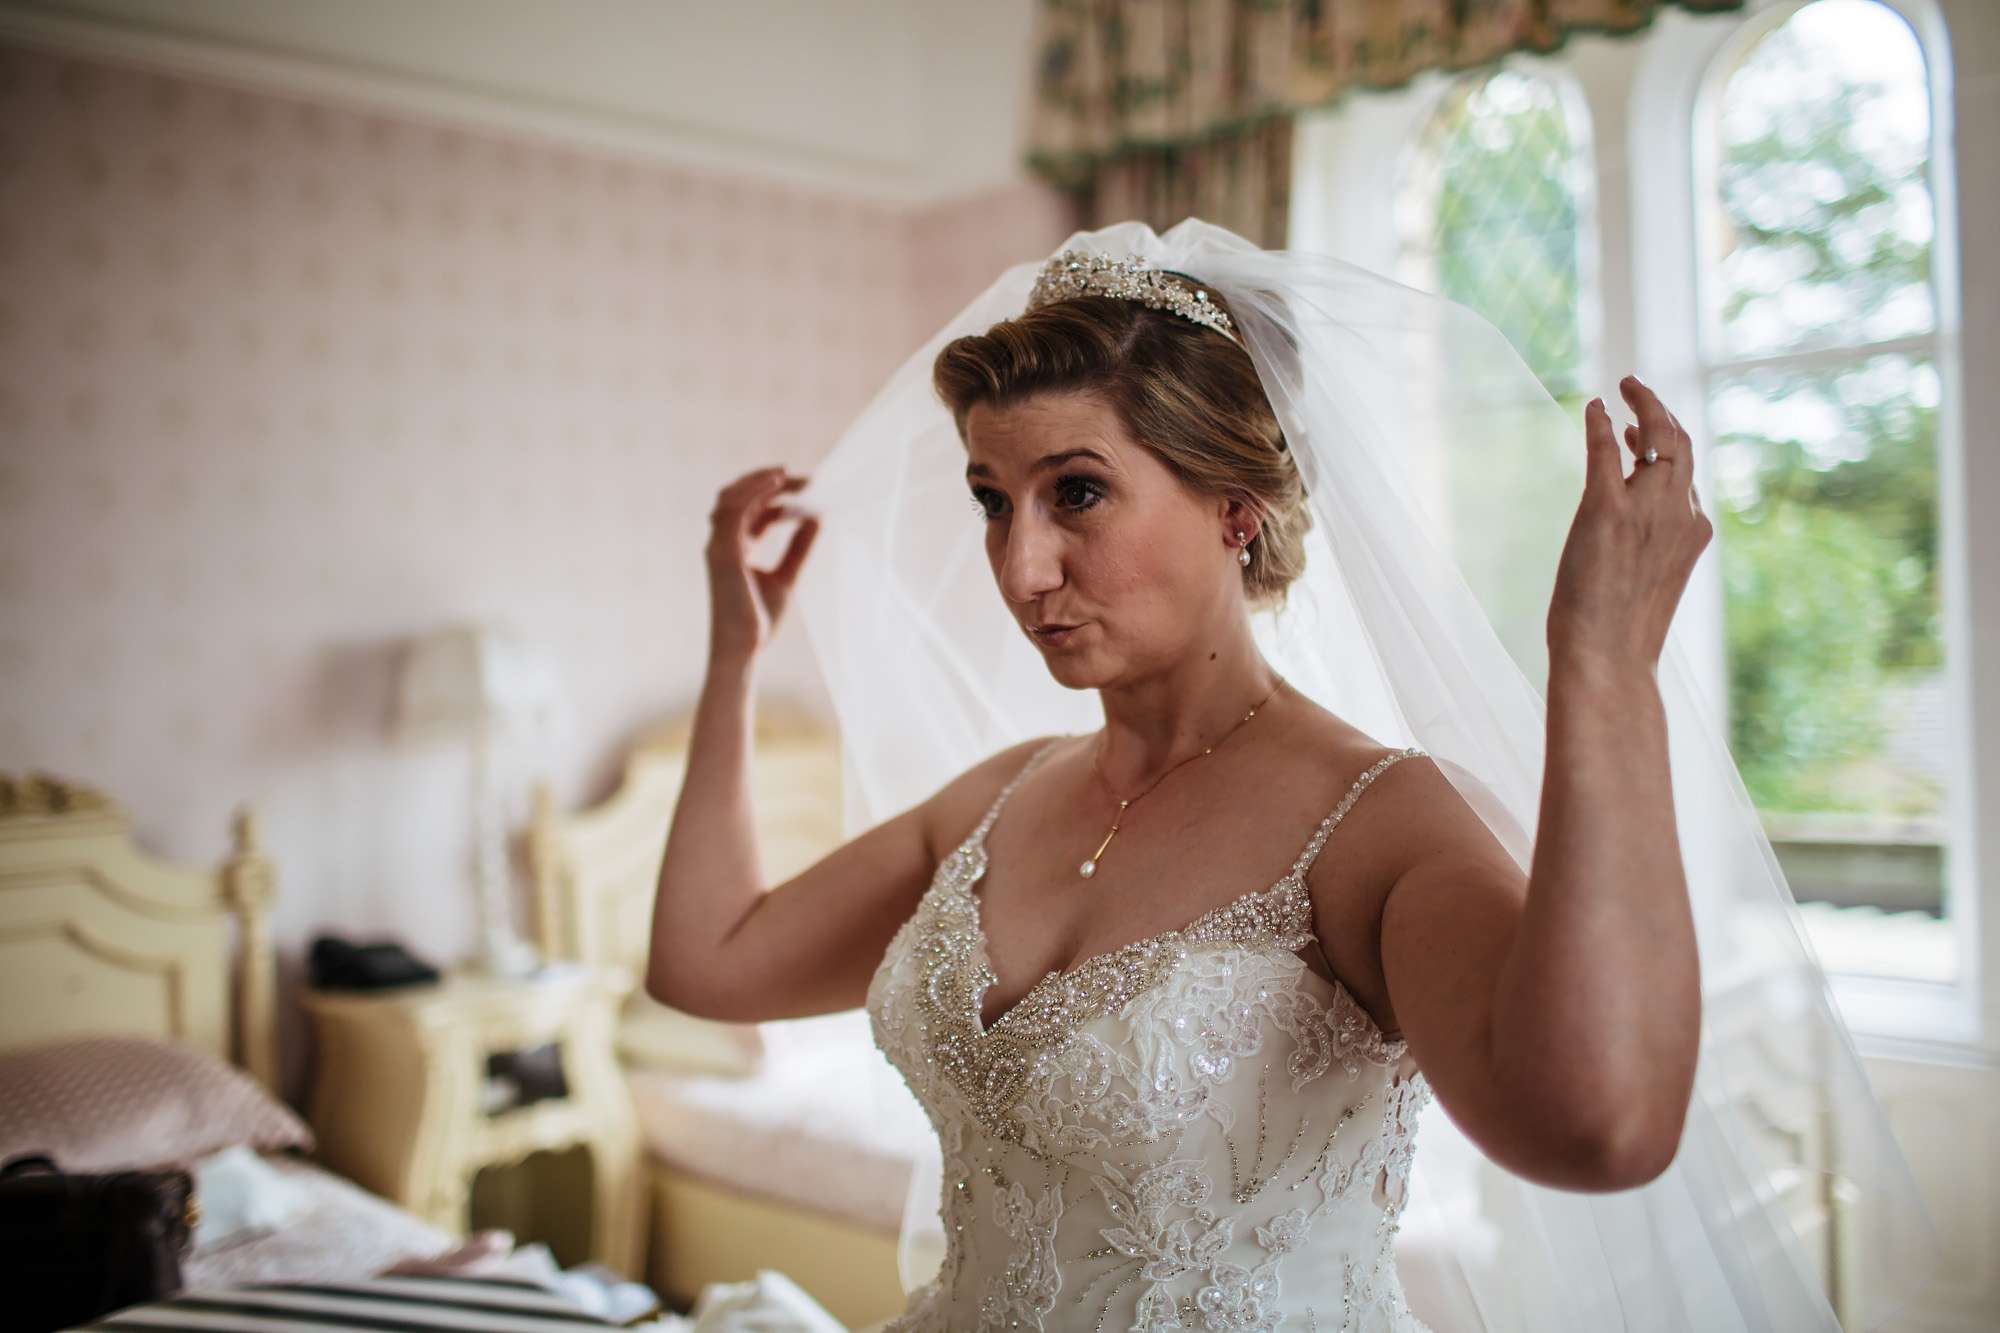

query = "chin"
[1035, 647, 1108, 692]
[1036, 656, 1087, 689]
[1047, 666, 1105, 692]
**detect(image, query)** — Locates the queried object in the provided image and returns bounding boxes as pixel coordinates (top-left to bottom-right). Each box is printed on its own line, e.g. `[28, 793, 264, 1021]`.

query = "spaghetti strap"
[1290, 746, 1428, 882]
[972, 735, 1068, 843]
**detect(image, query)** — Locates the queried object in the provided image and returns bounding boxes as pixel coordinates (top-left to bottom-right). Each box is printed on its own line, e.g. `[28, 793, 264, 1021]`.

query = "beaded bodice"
[866, 738, 1437, 1333]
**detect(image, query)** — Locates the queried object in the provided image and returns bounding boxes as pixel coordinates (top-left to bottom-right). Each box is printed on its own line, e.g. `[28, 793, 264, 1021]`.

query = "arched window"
[1696, 0, 1953, 983]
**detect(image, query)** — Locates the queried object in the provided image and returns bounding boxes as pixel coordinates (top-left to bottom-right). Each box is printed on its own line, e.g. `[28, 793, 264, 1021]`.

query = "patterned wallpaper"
[0, 40, 1076, 1091]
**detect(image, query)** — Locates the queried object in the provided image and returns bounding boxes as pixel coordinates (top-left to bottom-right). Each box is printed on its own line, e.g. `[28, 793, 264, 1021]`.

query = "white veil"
[794, 218, 1942, 1330]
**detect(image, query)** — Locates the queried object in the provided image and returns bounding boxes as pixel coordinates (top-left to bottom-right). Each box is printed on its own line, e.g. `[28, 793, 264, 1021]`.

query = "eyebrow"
[965, 448, 1110, 481]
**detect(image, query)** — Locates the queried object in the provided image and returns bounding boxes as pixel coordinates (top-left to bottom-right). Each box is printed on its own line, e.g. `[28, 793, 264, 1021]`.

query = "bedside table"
[302, 962, 645, 1276]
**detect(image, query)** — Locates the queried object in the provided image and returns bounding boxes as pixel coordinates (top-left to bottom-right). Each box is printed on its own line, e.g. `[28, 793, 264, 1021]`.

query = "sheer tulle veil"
[792, 218, 1941, 1330]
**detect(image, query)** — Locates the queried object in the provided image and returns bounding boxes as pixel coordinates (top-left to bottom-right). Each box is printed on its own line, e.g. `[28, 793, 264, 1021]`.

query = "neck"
[1093, 620, 1281, 791]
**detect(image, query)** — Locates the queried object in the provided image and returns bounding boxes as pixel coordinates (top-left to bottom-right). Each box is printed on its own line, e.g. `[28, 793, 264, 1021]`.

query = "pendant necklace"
[1078, 675, 1286, 879]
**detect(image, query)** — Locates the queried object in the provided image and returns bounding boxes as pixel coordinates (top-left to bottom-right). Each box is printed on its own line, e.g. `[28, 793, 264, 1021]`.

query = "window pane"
[1399, 69, 1585, 399]
[1707, 352, 1952, 980]
[1393, 69, 1591, 695]
[1708, 0, 1936, 360]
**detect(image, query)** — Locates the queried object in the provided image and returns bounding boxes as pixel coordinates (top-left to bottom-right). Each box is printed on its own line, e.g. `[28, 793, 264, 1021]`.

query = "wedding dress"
[867, 736, 1437, 1333]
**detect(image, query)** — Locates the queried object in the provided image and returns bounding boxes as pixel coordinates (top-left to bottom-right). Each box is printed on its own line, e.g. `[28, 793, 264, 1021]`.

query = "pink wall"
[0, 40, 1076, 1095]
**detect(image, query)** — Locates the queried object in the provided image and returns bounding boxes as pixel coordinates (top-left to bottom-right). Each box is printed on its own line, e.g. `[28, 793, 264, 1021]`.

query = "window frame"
[1642, 0, 1978, 1056]
[1690, 0, 1957, 989]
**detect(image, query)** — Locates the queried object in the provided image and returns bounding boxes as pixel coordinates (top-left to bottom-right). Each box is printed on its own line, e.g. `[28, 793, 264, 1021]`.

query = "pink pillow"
[0, 1034, 313, 1171]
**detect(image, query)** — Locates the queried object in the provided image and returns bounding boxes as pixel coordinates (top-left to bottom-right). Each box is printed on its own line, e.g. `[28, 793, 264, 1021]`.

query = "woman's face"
[963, 390, 1242, 688]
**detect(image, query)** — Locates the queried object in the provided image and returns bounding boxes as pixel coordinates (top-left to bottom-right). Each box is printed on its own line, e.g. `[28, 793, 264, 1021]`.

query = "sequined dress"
[866, 738, 1437, 1333]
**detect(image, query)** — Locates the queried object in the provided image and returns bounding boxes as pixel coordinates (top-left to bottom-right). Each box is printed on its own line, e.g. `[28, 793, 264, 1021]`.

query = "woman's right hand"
[706, 465, 819, 666]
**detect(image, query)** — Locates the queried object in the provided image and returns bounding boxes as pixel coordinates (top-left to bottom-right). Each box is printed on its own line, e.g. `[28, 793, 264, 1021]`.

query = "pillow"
[615, 994, 765, 1077]
[0, 1034, 313, 1171]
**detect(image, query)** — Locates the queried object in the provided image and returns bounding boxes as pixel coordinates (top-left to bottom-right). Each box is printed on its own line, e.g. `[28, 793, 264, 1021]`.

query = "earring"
[1235, 530, 1252, 567]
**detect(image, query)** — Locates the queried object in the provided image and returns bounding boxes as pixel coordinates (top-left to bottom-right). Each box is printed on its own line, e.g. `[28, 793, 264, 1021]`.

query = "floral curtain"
[1027, 0, 1747, 247]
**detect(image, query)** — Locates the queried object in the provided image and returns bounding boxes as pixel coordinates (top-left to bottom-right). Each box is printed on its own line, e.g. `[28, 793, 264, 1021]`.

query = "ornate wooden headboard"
[528, 700, 845, 1001]
[0, 774, 279, 1089]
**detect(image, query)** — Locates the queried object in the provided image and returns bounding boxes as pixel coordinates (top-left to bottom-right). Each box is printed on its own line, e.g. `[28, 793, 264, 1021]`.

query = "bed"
[0, 773, 624, 1328]
[529, 705, 924, 1330]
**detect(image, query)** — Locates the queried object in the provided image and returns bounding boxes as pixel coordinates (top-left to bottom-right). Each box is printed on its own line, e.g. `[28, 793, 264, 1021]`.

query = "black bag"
[0, 1153, 195, 1332]
[308, 935, 441, 991]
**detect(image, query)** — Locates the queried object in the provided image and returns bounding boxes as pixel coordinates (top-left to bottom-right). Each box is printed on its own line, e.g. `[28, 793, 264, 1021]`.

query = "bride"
[648, 222, 1932, 1331]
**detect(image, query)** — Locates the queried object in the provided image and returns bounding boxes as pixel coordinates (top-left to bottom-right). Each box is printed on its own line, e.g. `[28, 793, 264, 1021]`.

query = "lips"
[1029, 622, 1085, 646]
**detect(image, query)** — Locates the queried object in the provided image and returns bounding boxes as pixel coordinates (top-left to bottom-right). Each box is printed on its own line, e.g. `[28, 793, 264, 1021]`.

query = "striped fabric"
[81, 1274, 621, 1332]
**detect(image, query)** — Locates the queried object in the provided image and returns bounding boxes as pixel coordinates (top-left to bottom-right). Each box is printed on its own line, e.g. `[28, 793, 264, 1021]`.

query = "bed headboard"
[529, 701, 845, 997]
[0, 774, 279, 1089]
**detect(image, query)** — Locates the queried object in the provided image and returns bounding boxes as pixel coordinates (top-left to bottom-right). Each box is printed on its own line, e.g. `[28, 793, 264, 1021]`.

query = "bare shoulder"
[914, 733, 1074, 864]
[1331, 744, 1511, 883]
[1370, 747, 1527, 927]
[1286, 708, 1515, 915]
[1278, 707, 1523, 1032]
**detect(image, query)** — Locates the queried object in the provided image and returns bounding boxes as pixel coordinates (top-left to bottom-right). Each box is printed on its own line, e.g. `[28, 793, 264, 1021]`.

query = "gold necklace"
[1078, 675, 1286, 878]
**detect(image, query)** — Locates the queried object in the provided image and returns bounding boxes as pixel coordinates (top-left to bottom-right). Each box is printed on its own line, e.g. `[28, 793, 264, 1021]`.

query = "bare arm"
[1376, 668, 1698, 1191]
[1376, 376, 1709, 1192]
[643, 462, 1041, 1022]
[644, 653, 935, 1020]
[648, 725, 1049, 1023]
[644, 462, 842, 1018]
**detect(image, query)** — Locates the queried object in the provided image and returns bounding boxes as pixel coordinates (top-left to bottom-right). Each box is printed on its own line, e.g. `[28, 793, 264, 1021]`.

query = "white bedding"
[182, 1151, 461, 1288]
[627, 1009, 931, 1232]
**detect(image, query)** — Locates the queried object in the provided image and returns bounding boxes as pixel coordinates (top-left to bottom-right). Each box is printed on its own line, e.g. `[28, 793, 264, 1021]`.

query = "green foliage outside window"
[1403, 68, 1590, 692]
[1404, 2, 1945, 823]
[1417, 70, 1584, 399]
[1708, 0, 1943, 817]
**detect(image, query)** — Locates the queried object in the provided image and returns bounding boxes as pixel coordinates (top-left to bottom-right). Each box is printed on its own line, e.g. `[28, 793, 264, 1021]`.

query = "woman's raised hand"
[706, 465, 819, 665]
[1547, 375, 1714, 677]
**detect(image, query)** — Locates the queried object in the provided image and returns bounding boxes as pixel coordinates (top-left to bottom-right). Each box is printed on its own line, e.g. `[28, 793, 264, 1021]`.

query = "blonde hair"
[932, 290, 1310, 613]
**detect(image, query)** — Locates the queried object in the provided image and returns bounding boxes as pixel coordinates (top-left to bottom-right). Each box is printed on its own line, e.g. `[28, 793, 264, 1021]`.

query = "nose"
[997, 511, 1064, 606]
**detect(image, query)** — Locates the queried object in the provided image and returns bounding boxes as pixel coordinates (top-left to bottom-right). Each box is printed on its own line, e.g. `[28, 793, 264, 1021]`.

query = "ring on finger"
[1641, 445, 1660, 465]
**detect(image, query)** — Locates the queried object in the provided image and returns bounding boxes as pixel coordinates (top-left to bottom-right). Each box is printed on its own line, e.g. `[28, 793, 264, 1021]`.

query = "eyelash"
[970, 474, 1106, 522]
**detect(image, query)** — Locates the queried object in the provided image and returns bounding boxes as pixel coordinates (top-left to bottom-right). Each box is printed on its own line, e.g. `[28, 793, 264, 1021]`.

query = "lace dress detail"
[867, 739, 1436, 1332]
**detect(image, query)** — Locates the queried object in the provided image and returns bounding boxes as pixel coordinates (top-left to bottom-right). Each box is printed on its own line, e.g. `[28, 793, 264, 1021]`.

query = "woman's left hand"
[1546, 375, 1713, 674]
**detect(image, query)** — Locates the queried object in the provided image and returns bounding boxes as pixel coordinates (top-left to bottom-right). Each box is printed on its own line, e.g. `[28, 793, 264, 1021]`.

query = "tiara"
[1026, 250, 1240, 346]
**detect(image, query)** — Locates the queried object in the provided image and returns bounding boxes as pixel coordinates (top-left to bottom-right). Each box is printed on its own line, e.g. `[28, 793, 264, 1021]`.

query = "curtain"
[1026, 0, 1747, 247]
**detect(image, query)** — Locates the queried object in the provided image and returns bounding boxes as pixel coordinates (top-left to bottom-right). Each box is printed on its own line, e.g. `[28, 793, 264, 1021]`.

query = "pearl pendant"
[1079, 858, 1097, 878]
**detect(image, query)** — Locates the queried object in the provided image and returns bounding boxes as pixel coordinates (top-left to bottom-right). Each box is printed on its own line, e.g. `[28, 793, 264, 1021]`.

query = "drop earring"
[1235, 531, 1252, 567]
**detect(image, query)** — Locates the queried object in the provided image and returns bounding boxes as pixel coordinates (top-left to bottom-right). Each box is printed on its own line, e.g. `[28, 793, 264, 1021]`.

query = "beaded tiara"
[1026, 249, 1241, 347]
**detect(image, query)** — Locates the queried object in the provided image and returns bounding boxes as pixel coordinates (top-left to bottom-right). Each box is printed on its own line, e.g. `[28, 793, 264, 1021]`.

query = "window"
[1393, 66, 1595, 691]
[1292, 0, 1972, 1034]
[1696, 0, 1952, 984]
[1397, 68, 1589, 402]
